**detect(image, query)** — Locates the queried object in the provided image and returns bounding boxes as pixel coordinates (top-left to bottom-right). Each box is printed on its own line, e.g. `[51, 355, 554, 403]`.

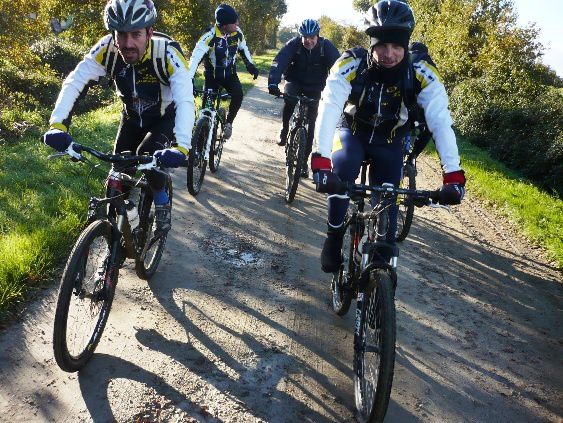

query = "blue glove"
[268, 84, 281, 97]
[44, 129, 73, 152]
[154, 148, 186, 168]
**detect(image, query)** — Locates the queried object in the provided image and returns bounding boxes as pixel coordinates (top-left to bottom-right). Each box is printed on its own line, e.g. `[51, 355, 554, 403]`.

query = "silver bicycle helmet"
[104, 0, 157, 32]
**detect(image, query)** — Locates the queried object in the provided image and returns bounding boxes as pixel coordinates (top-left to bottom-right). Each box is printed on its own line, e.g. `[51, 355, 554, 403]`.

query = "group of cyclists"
[43, 0, 466, 275]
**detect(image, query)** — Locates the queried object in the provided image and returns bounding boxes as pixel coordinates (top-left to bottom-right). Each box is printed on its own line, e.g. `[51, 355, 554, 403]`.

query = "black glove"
[311, 154, 346, 194]
[268, 84, 281, 97]
[439, 170, 466, 205]
[248, 64, 259, 80]
[44, 129, 73, 152]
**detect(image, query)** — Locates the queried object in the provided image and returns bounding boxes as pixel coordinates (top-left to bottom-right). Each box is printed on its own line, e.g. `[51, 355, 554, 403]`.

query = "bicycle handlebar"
[342, 181, 445, 208]
[193, 88, 231, 100]
[49, 142, 157, 169]
[272, 92, 319, 104]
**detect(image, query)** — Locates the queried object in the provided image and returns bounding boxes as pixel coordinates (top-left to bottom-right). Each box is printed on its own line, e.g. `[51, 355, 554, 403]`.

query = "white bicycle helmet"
[104, 0, 157, 32]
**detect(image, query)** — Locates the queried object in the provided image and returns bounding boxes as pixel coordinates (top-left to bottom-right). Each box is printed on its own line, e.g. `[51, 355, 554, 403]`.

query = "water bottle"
[125, 200, 139, 229]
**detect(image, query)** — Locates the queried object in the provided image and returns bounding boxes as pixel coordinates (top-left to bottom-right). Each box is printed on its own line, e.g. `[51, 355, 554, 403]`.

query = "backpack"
[103, 32, 184, 86]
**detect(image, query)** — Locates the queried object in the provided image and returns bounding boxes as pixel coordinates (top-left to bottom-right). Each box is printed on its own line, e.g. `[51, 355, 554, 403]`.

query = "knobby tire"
[53, 219, 118, 372]
[354, 270, 396, 423]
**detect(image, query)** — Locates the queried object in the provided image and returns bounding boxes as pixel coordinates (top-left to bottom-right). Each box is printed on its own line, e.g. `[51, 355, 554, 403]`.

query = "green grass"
[0, 103, 119, 317]
[427, 137, 562, 268]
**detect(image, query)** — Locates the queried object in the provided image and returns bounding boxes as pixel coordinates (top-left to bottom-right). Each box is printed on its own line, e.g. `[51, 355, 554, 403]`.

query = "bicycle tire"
[332, 214, 355, 316]
[396, 163, 416, 242]
[134, 177, 173, 280]
[285, 127, 306, 203]
[209, 108, 226, 173]
[187, 118, 208, 195]
[354, 270, 396, 423]
[53, 219, 118, 372]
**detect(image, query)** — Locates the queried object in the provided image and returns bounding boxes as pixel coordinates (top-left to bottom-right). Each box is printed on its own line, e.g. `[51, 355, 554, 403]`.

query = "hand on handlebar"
[153, 148, 186, 168]
[44, 129, 73, 152]
[268, 84, 281, 97]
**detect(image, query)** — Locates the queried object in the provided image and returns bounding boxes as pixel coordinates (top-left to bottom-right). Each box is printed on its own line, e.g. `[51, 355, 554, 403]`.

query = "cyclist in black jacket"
[268, 19, 340, 177]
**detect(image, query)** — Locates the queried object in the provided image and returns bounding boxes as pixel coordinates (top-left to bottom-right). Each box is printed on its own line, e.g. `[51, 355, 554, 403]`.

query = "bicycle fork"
[198, 110, 216, 161]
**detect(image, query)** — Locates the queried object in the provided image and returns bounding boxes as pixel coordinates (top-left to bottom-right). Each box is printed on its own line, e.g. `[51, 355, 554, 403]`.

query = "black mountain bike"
[187, 87, 231, 195]
[50, 142, 172, 372]
[276, 93, 318, 203]
[330, 162, 445, 422]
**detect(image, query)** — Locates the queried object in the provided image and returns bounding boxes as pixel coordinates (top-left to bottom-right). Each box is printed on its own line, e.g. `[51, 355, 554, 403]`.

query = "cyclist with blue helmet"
[43, 0, 194, 236]
[268, 18, 340, 177]
[188, 4, 259, 140]
[310, 0, 466, 273]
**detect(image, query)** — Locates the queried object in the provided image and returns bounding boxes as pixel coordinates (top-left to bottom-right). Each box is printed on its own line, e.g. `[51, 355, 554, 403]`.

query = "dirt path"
[1, 77, 561, 423]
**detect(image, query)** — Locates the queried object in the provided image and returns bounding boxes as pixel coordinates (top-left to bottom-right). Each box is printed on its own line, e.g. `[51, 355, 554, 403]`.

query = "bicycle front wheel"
[209, 108, 226, 173]
[187, 118, 208, 195]
[53, 219, 118, 372]
[354, 270, 396, 423]
[285, 127, 306, 203]
[332, 213, 355, 316]
[396, 163, 416, 242]
[134, 177, 173, 280]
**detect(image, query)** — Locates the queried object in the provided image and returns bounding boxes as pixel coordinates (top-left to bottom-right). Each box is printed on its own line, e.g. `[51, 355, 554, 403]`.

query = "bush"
[451, 80, 563, 196]
[30, 37, 85, 78]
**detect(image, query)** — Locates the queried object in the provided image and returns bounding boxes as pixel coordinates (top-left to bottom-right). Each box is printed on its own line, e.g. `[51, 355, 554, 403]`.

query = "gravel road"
[1, 76, 561, 423]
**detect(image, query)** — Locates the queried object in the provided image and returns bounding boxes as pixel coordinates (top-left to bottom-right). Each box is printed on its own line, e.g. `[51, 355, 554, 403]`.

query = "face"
[371, 43, 405, 68]
[220, 22, 238, 34]
[115, 28, 153, 64]
[301, 35, 318, 50]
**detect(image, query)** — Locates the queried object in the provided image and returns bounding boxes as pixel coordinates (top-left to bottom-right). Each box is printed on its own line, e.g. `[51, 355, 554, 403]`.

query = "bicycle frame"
[196, 88, 229, 160]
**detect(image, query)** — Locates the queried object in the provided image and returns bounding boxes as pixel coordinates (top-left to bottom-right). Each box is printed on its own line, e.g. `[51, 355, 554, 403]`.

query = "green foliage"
[30, 36, 84, 78]
[278, 25, 298, 45]
[318, 16, 367, 51]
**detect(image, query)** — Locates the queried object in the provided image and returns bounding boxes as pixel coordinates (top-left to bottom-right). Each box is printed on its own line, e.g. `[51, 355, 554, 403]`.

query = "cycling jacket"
[268, 36, 340, 91]
[188, 25, 255, 80]
[314, 47, 461, 173]
[49, 34, 194, 151]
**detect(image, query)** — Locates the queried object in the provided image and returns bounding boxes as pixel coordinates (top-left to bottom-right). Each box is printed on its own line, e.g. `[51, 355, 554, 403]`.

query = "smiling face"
[115, 27, 153, 64]
[301, 35, 319, 50]
[371, 42, 405, 68]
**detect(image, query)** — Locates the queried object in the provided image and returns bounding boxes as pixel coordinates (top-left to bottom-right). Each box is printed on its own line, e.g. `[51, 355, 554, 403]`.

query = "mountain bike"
[276, 93, 319, 203]
[330, 162, 445, 422]
[396, 121, 432, 242]
[49, 142, 172, 372]
[187, 87, 231, 195]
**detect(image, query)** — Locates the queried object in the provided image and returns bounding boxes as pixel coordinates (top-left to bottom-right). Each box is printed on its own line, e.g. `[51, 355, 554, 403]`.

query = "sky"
[280, 0, 563, 77]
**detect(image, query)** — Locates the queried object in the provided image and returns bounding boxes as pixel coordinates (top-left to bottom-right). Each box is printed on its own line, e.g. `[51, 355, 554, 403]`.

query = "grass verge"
[428, 137, 562, 268]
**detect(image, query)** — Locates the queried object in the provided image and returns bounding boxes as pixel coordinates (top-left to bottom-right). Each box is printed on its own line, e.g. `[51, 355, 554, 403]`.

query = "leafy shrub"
[30, 36, 85, 78]
[451, 80, 563, 196]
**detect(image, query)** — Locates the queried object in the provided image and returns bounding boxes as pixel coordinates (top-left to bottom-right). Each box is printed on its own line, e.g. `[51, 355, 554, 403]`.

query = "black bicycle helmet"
[364, 0, 415, 48]
[104, 0, 157, 32]
[298, 19, 320, 37]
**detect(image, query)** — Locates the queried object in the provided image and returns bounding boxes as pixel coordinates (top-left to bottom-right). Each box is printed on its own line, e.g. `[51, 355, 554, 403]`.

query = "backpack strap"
[402, 52, 419, 124]
[152, 37, 170, 85]
[102, 38, 119, 79]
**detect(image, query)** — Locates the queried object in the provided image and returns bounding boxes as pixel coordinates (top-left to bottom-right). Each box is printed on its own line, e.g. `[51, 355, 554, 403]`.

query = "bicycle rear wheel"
[209, 108, 226, 173]
[187, 118, 208, 195]
[354, 270, 396, 423]
[285, 127, 306, 203]
[332, 213, 355, 316]
[53, 219, 118, 372]
[396, 163, 416, 242]
[134, 177, 173, 280]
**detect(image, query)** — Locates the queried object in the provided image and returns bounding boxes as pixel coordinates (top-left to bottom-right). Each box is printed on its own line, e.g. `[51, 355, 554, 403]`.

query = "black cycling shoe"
[154, 203, 171, 237]
[321, 225, 345, 273]
[278, 127, 288, 146]
[300, 165, 309, 178]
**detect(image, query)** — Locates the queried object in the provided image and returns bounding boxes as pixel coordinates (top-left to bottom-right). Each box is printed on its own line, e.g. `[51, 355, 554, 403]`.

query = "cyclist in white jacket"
[311, 1, 466, 273]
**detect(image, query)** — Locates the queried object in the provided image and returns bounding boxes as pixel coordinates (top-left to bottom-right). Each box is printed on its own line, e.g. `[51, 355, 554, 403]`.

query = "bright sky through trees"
[281, 0, 562, 76]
